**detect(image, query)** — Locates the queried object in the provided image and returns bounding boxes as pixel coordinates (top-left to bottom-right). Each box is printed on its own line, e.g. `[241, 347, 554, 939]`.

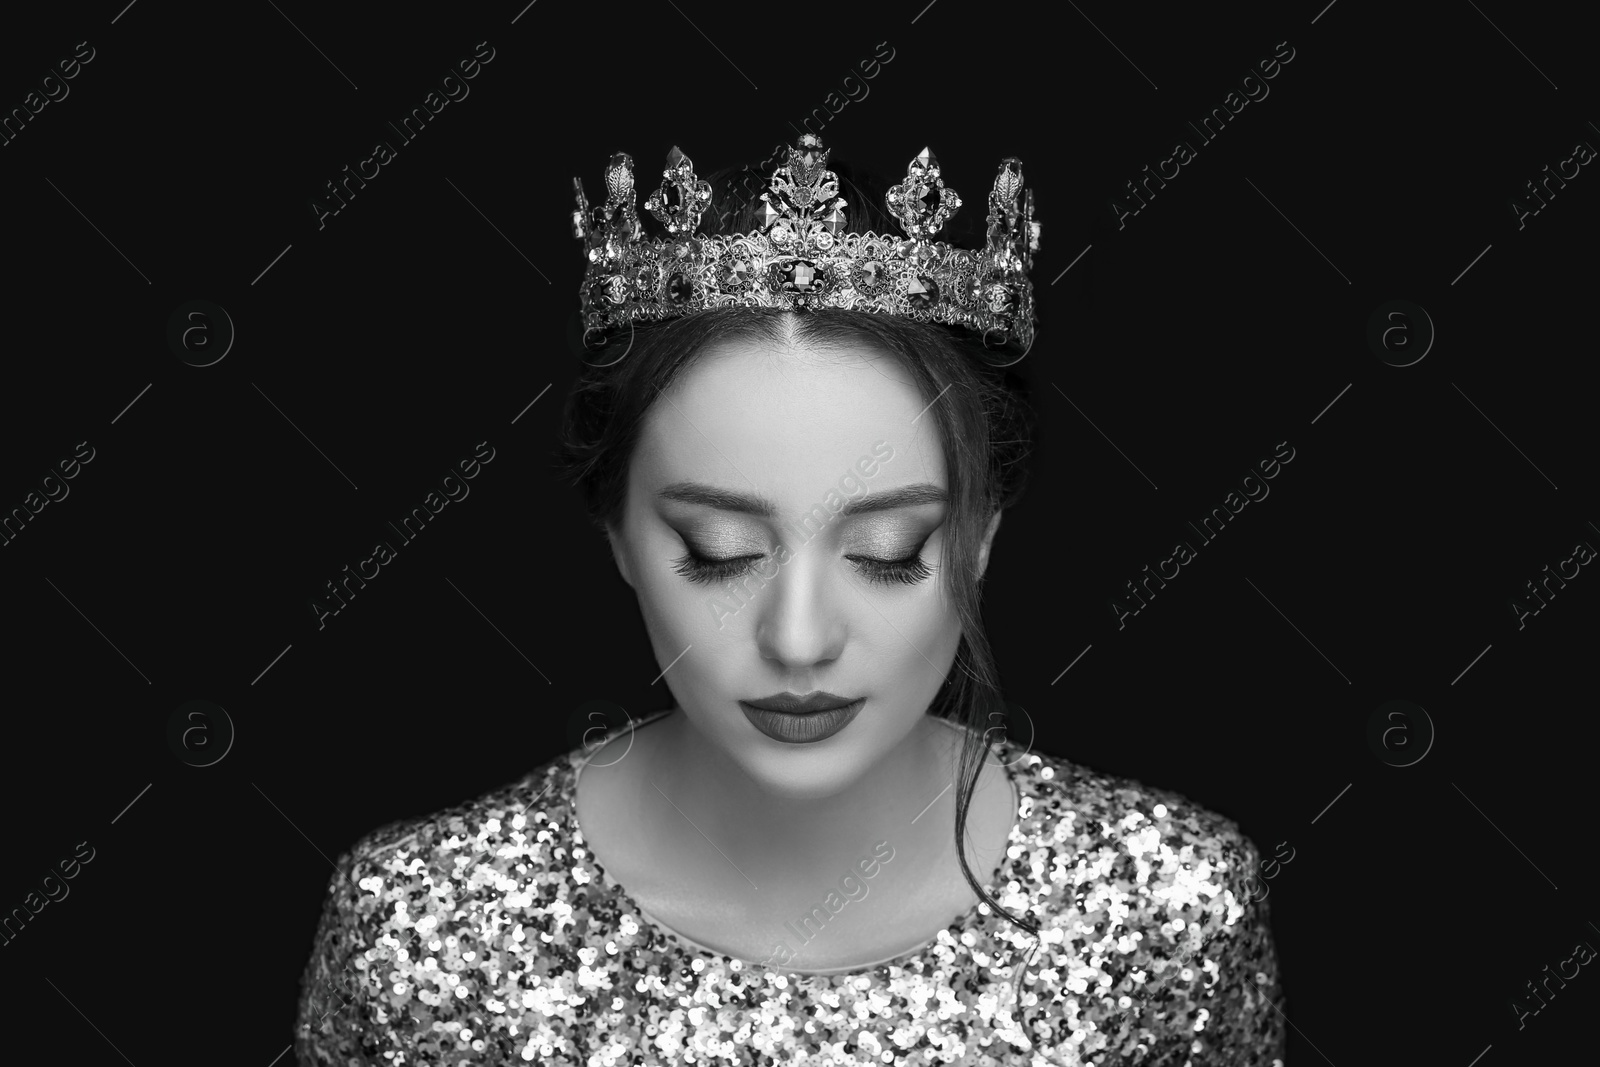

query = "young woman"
[294, 135, 1286, 1065]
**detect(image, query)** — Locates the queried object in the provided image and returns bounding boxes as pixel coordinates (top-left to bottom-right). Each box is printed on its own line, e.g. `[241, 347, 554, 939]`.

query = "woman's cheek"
[901, 584, 961, 658]
[637, 570, 693, 644]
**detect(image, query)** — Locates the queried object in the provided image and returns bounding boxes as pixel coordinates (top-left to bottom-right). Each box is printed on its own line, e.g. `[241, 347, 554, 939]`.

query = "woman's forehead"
[667, 341, 919, 419]
[633, 344, 946, 497]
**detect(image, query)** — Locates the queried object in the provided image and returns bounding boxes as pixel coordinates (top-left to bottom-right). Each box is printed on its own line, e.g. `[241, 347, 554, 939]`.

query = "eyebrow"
[656, 481, 948, 518]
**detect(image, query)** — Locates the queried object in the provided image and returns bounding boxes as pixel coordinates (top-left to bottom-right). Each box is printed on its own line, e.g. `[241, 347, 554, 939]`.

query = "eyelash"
[671, 547, 933, 587]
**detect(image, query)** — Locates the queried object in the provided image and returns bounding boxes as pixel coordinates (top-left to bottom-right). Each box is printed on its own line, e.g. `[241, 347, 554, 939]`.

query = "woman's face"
[607, 332, 1001, 800]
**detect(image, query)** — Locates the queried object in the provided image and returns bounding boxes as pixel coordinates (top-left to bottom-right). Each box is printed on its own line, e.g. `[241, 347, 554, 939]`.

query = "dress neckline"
[562, 709, 1028, 978]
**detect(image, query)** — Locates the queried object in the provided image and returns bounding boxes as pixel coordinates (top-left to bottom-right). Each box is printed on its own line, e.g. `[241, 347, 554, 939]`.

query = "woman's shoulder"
[998, 748, 1286, 1062]
[1000, 744, 1287, 1062]
[293, 750, 583, 1066]
[1016, 745, 1261, 874]
[329, 751, 579, 889]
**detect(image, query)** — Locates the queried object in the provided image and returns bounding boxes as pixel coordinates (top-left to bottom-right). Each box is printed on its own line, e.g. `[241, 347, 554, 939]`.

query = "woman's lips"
[740, 699, 864, 743]
[741, 691, 860, 715]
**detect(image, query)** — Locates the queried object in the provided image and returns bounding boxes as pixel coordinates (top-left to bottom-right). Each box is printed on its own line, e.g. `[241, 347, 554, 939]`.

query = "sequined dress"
[294, 715, 1287, 1065]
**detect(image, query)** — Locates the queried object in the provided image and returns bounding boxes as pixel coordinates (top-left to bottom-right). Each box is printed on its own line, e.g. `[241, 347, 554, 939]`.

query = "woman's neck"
[636, 707, 968, 892]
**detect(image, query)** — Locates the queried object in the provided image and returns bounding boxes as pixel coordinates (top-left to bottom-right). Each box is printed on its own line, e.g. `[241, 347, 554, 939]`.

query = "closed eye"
[670, 547, 933, 587]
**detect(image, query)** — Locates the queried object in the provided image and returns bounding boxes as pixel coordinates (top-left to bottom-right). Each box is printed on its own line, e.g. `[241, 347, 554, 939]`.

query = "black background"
[0, 1, 1594, 1064]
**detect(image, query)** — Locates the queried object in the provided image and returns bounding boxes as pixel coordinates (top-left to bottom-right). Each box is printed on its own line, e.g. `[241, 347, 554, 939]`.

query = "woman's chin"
[728, 738, 881, 799]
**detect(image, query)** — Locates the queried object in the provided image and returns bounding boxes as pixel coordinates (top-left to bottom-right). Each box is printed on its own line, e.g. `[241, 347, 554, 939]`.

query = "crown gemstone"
[720, 258, 754, 288]
[783, 261, 819, 293]
[895, 238, 932, 267]
[856, 260, 888, 292]
[664, 238, 700, 262]
[667, 272, 693, 304]
[907, 275, 938, 307]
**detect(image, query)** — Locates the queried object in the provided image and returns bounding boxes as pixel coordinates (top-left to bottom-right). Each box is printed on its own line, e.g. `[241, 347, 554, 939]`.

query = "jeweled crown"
[571, 133, 1042, 352]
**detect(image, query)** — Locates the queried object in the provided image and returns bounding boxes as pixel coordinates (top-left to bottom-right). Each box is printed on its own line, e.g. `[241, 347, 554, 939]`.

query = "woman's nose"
[751, 549, 847, 671]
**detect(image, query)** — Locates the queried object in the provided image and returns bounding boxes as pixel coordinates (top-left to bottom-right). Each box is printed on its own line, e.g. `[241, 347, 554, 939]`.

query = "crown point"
[993, 158, 1024, 205]
[666, 145, 687, 168]
[914, 147, 938, 171]
[791, 132, 828, 170]
[603, 153, 638, 204]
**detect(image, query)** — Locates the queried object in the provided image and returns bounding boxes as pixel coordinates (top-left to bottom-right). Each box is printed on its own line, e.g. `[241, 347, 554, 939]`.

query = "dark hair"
[554, 147, 1043, 958]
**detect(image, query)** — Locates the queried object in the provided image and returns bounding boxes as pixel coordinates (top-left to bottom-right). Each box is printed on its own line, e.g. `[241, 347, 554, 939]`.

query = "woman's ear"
[977, 510, 1003, 577]
[606, 522, 635, 589]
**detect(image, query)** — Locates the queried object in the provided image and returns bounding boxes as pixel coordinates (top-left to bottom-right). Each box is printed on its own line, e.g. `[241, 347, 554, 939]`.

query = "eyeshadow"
[678, 524, 766, 557]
